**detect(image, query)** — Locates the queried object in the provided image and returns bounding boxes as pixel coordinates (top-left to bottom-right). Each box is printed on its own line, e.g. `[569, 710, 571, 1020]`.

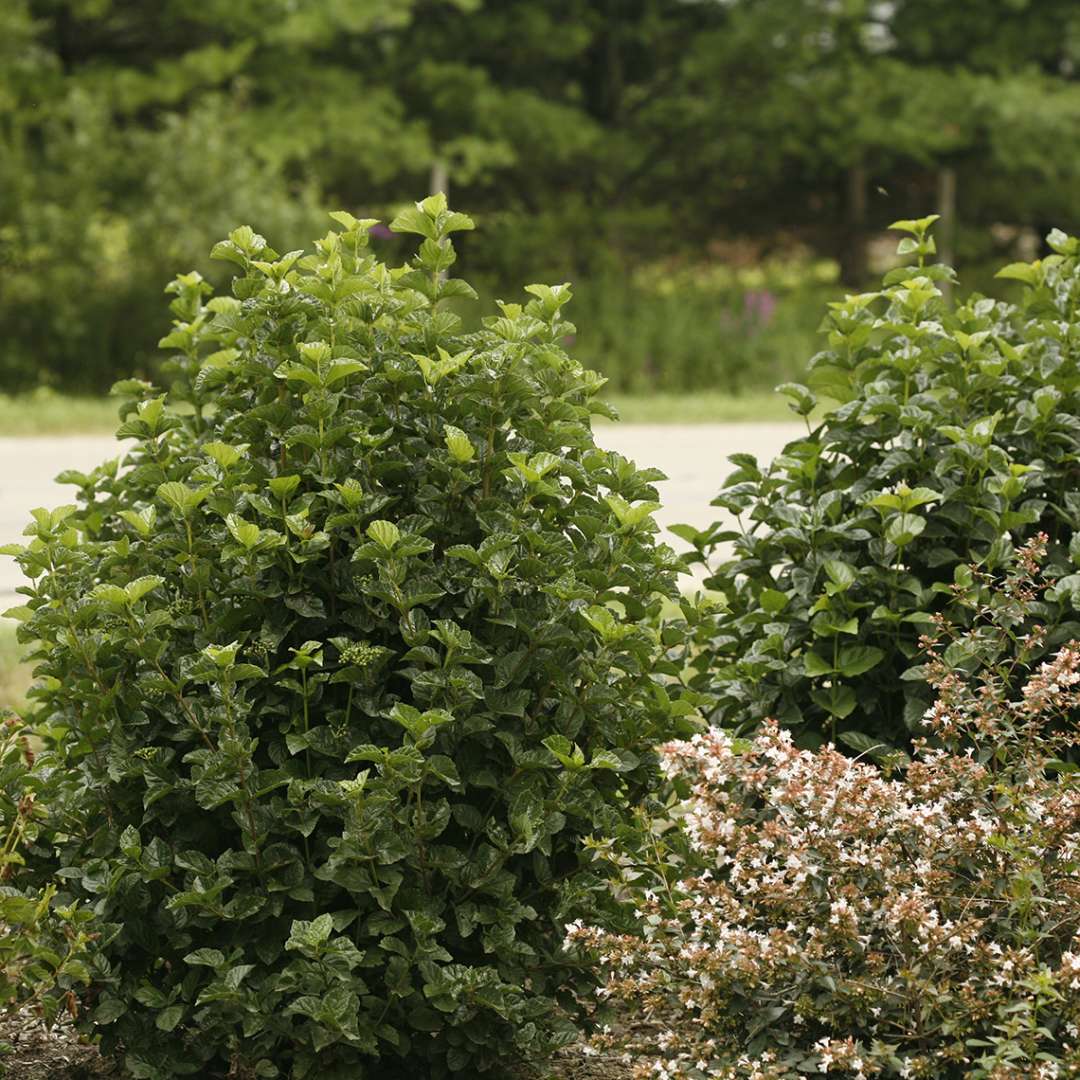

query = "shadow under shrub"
[684, 217, 1080, 751]
[3, 196, 692, 1079]
[570, 537, 1080, 1079]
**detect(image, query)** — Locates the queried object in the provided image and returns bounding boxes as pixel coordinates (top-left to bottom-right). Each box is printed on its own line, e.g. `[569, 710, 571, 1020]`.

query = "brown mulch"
[0, 1013, 632, 1080]
[513, 1044, 633, 1080]
[0, 1011, 115, 1080]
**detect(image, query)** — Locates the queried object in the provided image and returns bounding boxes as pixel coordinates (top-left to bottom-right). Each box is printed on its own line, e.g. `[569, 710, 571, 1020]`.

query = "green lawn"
[602, 391, 802, 423]
[0, 389, 804, 435]
[0, 620, 30, 712]
[0, 393, 119, 436]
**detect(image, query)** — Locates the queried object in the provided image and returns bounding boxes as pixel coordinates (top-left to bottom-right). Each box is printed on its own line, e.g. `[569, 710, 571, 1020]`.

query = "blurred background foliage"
[3, 0, 1080, 394]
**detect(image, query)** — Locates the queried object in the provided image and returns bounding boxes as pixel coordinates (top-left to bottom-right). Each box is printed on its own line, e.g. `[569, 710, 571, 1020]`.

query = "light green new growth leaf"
[329, 211, 379, 235]
[199, 350, 241, 382]
[275, 362, 321, 387]
[136, 395, 167, 432]
[226, 514, 261, 550]
[969, 412, 1002, 446]
[588, 749, 625, 771]
[367, 520, 400, 551]
[901, 487, 940, 511]
[605, 493, 659, 529]
[28, 505, 78, 534]
[888, 214, 939, 236]
[125, 576, 164, 603]
[444, 425, 475, 463]
[529, 452, 561, 479]
[297, 341, 332, 366]
[323, 358, 367, 386]
[542, 735, 586, 769]
[334, 477, 364, 508]
[413, 354, 438, 385]
[91, 584, 130, 608]
[202, 642, 240, 669]
[582, 605, 632, 643]
[268, 475, 301, 501]
[157, 482, 209, 518]
[287, 913, 333, 952]
[203, 442, 249, 470]
[440, 211, 475, 235]
[389, 205, 438, 241]
[507, 451, 538, 482]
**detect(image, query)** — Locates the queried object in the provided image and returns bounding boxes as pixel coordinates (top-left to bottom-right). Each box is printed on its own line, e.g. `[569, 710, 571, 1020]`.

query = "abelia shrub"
[570, 538, 1080, 1079]
[3, 195, 698, 1079]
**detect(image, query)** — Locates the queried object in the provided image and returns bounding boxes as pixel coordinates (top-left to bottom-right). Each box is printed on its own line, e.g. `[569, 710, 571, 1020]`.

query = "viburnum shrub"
[569, 536, 1080, 1079]
[0, 712, 94, 1060]
[682, 218, 1080, 751]
[2, 195, 695, 1079]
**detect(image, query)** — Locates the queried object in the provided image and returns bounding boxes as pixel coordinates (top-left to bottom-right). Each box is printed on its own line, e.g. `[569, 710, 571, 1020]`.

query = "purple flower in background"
[743, 289, 777, 326]
[368, 223, 394, 240]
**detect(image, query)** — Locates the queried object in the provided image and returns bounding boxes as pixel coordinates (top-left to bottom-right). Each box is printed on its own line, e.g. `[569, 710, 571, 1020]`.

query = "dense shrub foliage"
[685, 218, 1080, 750]
[571, 539, 1080, 1079]
[2, 196, 694, 1079]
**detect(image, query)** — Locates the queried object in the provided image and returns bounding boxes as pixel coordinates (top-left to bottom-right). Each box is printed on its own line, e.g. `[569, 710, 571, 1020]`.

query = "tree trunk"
[937, 165, 957, 300]
[840, 162, 868, 286]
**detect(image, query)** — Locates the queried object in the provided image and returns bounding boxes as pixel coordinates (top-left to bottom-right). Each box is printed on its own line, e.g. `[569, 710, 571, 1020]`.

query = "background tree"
[5, 0, 1080, 391]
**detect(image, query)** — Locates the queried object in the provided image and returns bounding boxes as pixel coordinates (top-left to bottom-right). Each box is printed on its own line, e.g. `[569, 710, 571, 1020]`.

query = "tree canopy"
[4, 0, 1080, 389]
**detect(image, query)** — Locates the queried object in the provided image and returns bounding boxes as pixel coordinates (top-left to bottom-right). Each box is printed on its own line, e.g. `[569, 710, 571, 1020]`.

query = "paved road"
[0, 424, 802, 607]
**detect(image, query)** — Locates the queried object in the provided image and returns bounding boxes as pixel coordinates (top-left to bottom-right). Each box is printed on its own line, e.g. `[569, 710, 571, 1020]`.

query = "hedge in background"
[3, 196, 693, 1079]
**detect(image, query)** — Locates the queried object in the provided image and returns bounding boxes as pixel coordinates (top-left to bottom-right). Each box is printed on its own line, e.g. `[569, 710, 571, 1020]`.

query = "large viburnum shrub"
[2, 195, 694, 1079]
[570, 536, 1080, 1080]
[682, 218, 1080, 752]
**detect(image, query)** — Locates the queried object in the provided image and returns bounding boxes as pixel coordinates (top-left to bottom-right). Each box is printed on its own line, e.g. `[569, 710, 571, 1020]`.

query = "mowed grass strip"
[0, 619, 31, 712]
[0, 393, 119, 436]
[601, 391, 803, 424]
[0, 390, 807, 436]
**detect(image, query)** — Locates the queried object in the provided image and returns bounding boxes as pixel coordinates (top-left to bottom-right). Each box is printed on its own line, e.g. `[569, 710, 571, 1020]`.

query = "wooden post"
[841, 162, 868, 285]
[937, 165, 957, 301]
[429, 161, 450, 284]
[430, 161, 448, 199]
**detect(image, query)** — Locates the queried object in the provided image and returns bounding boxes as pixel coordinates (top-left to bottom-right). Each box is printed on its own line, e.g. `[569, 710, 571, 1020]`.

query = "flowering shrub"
[568, 539, 1080, 1079]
